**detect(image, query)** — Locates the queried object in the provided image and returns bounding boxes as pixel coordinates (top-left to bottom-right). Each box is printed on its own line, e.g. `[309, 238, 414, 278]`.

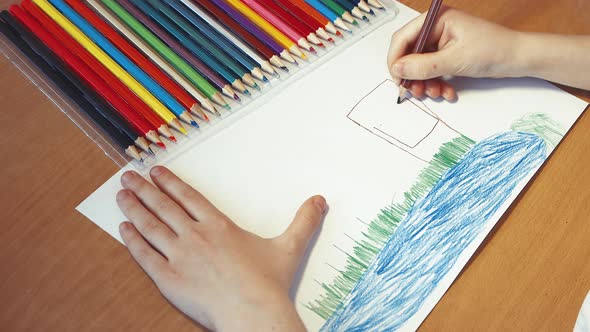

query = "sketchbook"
[77, 2, 589, 331]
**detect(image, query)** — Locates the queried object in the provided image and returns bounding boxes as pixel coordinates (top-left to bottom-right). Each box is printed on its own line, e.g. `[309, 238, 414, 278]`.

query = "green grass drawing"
[306, 134, 476, 319]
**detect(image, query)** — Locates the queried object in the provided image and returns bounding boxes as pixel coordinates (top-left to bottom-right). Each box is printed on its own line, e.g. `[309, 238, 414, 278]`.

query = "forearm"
[511, 32, 590, 89]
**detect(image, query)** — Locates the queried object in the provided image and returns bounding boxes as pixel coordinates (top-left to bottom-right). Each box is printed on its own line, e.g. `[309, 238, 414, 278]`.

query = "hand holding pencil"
[388, 6, 520, 103]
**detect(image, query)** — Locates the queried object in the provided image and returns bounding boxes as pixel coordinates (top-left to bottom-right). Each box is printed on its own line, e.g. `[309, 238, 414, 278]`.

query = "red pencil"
[11, 4, 166, 149]
[191, 0, 292, 67]
[254, 0, 324, 47]
[272, 0, 334, 42]
[21, 0, 177, 143]
[288, 0, 346, 34]
[63, 0, 207, 122]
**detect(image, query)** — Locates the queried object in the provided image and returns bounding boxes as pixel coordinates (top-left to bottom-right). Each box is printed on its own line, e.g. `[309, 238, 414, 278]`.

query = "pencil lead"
[328, 37, 335, 43]
[281, 66, 289, 72]
[233, 93, 241, 101]
[253, 83, 261, 90]
[353, 20, 359, 26]
[397, 97, 401, 104]
[223, 104, 231, 110]
[336, 31, 343, 37]
[369, 9, 376, 15]
[318, 43, 326, 48]
[262, 76, 269, 83]
[243, 89, 251, 96]
[156, 142, 166, 149]
[309, 47, 316, 53]
[190, 120, 199, 128]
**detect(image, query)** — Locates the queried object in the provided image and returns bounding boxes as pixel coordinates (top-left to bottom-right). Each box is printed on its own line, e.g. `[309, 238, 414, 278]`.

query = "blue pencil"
[305, 0, 337, 20]
[165, 0, 268, 82]
[126, 0, 246, 91]
[45, 0, 198, 127]
[333, 0, 369, 21]
[139, 0, 259, 89]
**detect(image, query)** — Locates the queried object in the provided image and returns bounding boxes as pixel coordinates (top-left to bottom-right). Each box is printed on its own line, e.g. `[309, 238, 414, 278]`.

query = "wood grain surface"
[0, 0, 589, 331]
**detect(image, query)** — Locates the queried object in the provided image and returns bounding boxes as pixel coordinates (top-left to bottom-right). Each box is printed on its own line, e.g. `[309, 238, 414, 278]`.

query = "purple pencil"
[116, 0, 240, 100]
[205, 0, 297, 63]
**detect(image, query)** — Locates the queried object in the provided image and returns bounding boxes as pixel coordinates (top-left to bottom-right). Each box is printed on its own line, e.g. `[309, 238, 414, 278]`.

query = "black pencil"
[0, 11, 143, 161]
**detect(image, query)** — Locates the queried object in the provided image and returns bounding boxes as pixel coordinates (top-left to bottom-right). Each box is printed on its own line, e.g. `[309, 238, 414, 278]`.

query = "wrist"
[213, 290, 305, 332]
[490, 30, 537, 78]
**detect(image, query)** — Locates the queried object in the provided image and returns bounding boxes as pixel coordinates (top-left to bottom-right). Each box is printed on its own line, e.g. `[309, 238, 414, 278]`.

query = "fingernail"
[116, 189, 130, 202]
[314, 196, 327, 213]
[119, 221, 129, 232]
[443, 91, 457, 102]
[151, 165, 164, 176]
[121, 171, 137, 185]
[392, 62, 404, 76]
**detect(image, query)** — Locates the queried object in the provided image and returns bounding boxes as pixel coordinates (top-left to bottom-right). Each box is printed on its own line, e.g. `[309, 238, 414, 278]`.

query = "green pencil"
[318, 0, 358, 25]
[100, 0, 229, 108]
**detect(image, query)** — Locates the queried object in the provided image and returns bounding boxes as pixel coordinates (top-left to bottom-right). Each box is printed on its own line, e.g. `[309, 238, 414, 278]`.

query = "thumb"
[278, 195, 327, 256]
[390, 49, 457, 80]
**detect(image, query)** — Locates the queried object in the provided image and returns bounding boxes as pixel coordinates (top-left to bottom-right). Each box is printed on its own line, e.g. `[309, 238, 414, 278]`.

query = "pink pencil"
[239, 0, 315, 52]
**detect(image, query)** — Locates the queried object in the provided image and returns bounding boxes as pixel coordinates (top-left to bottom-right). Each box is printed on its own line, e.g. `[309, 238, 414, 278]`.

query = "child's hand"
[116, 166, 327, 331]
[387, 7, 521, 100]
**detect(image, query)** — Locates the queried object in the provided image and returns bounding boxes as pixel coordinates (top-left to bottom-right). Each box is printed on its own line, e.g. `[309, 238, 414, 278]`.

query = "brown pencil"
[397, 0, 444, 104]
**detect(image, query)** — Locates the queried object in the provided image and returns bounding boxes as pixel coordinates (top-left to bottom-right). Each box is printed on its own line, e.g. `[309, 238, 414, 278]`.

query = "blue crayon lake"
[321, 131, 547, 331]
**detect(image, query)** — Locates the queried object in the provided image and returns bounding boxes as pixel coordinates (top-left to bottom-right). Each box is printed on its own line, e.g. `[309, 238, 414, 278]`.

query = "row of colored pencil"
[0, 0, 388, 162]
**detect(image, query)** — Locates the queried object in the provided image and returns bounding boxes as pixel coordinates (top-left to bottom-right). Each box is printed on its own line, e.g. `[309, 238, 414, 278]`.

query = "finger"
[387, 6, 451, 77]
[119, 221, 171, 285]
[149, 166, 226, 224]
[391, 49, 457, 80]
[278, 195, 327, 257]
[441, 81, 458, 101]
[425, 79, 442, 99]
[121, 171, 192, 235]
[409, 81, 425, 98]
[117, 189, 176, 254]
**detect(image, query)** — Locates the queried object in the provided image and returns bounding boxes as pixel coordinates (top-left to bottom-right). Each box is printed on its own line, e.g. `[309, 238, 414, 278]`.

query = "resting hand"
[116, 166, 327, 331]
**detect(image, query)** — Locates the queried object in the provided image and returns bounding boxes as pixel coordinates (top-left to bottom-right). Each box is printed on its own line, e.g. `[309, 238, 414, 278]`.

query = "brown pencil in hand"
[397, 0, 444, 104]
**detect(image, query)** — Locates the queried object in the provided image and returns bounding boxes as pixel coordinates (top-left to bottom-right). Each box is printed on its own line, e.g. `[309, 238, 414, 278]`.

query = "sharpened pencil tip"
[328, 38, 335, 43]
[244, 89, 251, 95]
[281, 66, 289, 72]
[262, 76, 269, 83]
[233, 94, 240, 100]
[156, 142, 166, 149]
[353, 20, 359, 25]
[336, 31, 343, 36]
[223, 104, 231, 110]
[253, 83, 261, 90]
[309, 47, 316, 53]
[169, 136, 177, 142]
[190, 120, 199, 128]
[397, 97, 401, 104]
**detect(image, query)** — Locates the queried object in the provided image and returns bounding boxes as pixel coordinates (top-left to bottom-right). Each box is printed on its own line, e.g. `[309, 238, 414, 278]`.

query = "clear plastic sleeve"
[0, 0, 399, 170]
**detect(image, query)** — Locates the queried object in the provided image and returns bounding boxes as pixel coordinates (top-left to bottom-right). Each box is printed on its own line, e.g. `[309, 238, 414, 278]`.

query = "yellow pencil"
[224, 0, 306, 59]
[32, 0, 188, 134]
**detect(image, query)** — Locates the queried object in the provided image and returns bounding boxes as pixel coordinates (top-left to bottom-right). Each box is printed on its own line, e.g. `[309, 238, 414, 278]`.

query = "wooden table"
[1, 0, 589, 330]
